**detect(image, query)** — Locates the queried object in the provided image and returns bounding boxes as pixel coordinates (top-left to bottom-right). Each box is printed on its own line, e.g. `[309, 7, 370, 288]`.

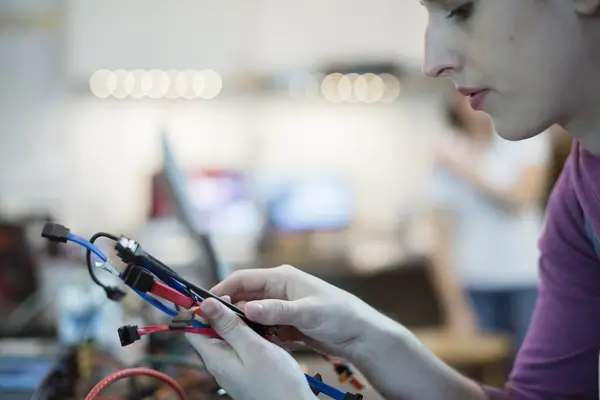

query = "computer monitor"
[259, 175, 354, 232]
[159, 131, 223, 286]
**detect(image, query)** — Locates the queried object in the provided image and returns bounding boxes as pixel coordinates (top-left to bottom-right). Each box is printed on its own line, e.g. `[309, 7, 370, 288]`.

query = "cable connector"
[105, 287, 127, 302]
[118, 325, 141, 346]
[122, 264, 155, 292]
[334, 361, 364, 390]
[114, 236, 147, 265]
[169, 310, 196, 330]
[41, 223, 70, 243]
[334, 363, 352, 382]
[343, 393, 363, 400]
[310, 373, 323, 396]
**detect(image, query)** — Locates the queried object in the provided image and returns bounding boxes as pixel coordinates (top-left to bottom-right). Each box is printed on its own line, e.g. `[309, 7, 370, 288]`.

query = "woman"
[429, 96, 550, 352]
[187, 1, 600, 398]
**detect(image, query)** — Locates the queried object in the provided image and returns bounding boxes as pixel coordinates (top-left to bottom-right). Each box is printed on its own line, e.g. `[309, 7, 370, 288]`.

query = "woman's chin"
[490, 115, 550, 142]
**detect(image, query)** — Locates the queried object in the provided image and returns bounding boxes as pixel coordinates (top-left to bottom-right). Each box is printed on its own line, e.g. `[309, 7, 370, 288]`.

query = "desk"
[414, 329, 510, 387]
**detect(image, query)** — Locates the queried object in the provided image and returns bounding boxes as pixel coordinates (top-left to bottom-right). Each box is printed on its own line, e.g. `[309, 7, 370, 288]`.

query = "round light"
[111, 69, 134, 99]
[199, 69, 222, 99]
[343, 73, 361, 103]
[321, 73, 344, 103]
[353, 74, 370, 102]
[176, 69, 199, 99]
[337, 75, 354, 103]
[130, 69, 150, 99]
[89, 70, 116, 98]
[363, 73, 385, 103]
[146, 70, 169, 99]
[191, 72, 205, 98]
[380, 73, 401, 103]
[165, 70, 181, 99]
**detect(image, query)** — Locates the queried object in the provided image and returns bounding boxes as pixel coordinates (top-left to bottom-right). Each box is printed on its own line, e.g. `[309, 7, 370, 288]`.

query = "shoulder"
[539, 150, 600, 297]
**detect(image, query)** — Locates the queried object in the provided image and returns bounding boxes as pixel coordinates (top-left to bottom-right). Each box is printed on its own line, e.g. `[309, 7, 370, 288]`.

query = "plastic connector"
[114, 236, 147, 265]
[343, 393, 363, 400]
[310, 373, 323, 396]
[118, 325, 141, 346]
[169, 311, 195, 330]
[335, 363, 352, 382]
[105, 287, 127, 302]
[41, 223, 70, 243]
[122, 264, 155, 293]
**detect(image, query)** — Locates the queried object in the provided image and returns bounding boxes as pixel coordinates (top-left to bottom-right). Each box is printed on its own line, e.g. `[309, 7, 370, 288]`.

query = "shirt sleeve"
[429, 168, 460, 209]
[481, 153, 600, 399]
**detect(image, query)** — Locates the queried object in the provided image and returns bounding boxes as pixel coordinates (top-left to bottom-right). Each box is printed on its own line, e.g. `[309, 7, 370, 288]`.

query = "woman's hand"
[210, 265, 379, 358]
[186, 297, 316, 400]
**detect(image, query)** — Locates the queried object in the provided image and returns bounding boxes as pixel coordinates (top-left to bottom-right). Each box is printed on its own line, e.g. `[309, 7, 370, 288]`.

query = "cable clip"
[94, 260, 120, 276]
[169, 310, 196, 330]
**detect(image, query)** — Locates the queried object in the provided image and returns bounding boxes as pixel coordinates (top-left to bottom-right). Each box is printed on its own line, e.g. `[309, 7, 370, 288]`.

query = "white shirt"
[430, 132, 550, 290]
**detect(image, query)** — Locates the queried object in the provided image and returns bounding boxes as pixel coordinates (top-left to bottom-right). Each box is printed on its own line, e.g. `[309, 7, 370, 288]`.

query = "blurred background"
[0, 1, 574, 399]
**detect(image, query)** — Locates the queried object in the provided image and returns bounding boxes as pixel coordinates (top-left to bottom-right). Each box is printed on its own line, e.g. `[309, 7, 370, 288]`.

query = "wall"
[1, 0, 446, 235]
[62, 93, 446, 235]
[65, 0, 428, 81]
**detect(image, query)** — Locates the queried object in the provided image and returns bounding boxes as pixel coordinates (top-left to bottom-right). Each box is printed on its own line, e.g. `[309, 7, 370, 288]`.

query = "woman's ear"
[573, 0, 600, 15]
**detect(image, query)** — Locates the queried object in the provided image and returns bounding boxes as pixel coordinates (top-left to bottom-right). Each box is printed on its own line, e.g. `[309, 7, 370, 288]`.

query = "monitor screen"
[259, 175, 354, 232]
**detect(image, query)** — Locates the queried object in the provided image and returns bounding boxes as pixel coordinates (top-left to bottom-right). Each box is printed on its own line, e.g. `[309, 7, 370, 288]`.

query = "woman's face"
[421, 0, 594, 141]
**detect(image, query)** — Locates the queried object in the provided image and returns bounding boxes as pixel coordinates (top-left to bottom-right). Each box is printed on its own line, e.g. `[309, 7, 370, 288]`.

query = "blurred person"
[186, 1, 600, 399]
[429, 95, 550, 352]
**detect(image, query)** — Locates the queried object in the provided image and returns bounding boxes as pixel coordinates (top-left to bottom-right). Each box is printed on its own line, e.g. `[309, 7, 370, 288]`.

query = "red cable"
[138, 325, 221, 339]
[84, 367, 187, 400]
[150, 282, 210, 320]
[151, 281, 195, 309]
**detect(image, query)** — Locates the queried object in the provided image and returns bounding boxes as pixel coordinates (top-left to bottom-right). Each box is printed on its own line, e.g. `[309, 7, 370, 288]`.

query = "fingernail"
[246, 302, 264, 318]
[202, 300, 222, 318]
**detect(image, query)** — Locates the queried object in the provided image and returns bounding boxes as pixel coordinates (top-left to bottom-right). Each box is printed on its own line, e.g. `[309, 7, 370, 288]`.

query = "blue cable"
[68, 233, 107, 262]
[66, 233, 209, 328]
[67, 233, 345, 398]
[306, 374, 346, 400]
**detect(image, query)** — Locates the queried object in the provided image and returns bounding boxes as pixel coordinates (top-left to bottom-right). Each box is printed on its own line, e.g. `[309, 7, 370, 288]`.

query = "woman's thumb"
[244, 299, 301, 326]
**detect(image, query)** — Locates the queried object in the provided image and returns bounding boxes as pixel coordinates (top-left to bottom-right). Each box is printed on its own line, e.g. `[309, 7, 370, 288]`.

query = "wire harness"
[41, 223, 364, 400]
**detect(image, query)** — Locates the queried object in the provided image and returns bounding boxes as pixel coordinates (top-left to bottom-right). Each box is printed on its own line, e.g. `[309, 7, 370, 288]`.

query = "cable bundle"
[41, 223, 364, 400]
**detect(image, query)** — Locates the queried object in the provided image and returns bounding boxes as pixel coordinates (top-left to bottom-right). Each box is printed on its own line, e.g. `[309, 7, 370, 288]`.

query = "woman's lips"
[458, 88, 490, 111]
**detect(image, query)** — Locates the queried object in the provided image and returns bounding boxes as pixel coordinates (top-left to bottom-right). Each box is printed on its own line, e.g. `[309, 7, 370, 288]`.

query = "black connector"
[41, 223, 70, 243]
[105, 287, 127, 302]
[118, 325, 141, 346]
[114, 236, 147, 265]
[311, 373, 323, 396]
[122, 264, 155, 292]
[343, 394, 363, 400]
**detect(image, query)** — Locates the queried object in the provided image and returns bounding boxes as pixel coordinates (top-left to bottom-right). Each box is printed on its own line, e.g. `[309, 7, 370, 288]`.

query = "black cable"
[143, 257, 265, 332]
[86, 232, 126, 301]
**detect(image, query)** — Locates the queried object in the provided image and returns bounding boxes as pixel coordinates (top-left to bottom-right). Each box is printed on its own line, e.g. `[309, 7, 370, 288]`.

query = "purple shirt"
[485, 140, 600, 399]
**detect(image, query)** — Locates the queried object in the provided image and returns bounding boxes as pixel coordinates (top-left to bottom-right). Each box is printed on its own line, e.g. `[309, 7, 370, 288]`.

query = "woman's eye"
[447, 2, 474, 22]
